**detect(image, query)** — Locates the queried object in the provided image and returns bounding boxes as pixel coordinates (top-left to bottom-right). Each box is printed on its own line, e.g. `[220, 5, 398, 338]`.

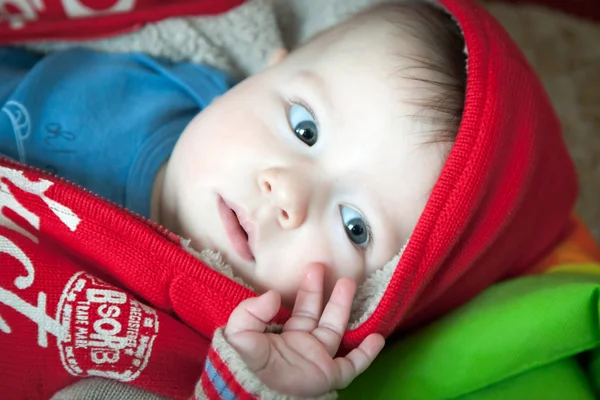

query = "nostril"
[281, 210, 289, 220]
[262, 181, 272, 193]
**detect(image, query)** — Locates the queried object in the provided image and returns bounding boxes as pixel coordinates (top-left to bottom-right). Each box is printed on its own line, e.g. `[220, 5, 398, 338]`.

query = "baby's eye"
[340, 205, 370, 248]
[288, 103, 318, 147]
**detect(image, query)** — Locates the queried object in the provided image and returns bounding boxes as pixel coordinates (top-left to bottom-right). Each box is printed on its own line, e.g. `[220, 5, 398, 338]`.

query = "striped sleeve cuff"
[195, 328, 338, 400]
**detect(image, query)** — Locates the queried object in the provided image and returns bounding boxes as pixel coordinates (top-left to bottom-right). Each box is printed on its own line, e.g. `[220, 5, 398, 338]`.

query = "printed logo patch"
[57, 272, 159, 382]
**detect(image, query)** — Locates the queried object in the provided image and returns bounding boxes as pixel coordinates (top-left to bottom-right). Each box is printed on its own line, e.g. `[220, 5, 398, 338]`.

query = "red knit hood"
[344, 0, 578, 346]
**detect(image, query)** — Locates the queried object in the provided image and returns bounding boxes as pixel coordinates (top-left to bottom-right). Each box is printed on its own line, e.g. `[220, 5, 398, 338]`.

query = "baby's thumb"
[225, 290, 281, 337]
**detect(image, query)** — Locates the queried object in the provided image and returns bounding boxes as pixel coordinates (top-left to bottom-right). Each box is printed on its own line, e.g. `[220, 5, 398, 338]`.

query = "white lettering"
[0, 0, 44, 29]
[0, 235, 34, 290]
[61, 0, 134, 18]
[0, 166, 81, 231]
[98, 304, 120, 319]
[86, 289, 126, 305]
[0, 288, 68, 347]
[0, 164, 82, 349]
[74, 327, 88, 348]
[0, 178, 38, 244]
[87, 369, 133, 381]
[87, 333, 127, 350]
[93, 318, 121, 337]
[90, 348, 119, 364]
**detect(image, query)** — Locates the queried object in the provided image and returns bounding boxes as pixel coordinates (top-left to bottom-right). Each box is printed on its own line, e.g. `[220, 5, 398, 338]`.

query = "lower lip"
[218, 196, 255, 261]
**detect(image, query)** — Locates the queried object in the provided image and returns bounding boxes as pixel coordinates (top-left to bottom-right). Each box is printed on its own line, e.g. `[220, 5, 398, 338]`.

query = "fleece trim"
[196, 328, 338, 400]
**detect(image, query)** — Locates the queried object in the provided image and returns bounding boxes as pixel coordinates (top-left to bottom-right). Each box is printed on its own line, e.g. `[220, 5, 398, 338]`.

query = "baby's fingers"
[283, 263, 325, 333]
[225, 290, 281, 337]
[312, 277, 356, 357]
[334, 333, 385, 389]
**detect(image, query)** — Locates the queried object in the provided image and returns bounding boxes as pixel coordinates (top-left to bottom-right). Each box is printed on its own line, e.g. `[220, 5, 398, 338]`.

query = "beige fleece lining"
[25, 0, 284, 79]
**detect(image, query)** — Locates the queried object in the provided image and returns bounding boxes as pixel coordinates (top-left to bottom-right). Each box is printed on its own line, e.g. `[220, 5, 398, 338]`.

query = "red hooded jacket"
[0, 0, 578, 398]
[0, 0, 244, 42]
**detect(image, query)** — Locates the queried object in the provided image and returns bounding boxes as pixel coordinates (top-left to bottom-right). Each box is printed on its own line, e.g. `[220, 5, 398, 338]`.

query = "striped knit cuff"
[195, 328, 338, 400]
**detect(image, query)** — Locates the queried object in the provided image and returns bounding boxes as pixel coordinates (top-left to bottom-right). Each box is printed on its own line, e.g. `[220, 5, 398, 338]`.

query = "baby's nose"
[258, 167, 310, 229]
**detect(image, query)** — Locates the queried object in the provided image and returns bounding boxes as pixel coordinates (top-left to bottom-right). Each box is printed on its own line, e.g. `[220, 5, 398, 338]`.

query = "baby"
[155, 2, 465, 308]
[1, 1, 471, 398]
[158, 5, 465, 396]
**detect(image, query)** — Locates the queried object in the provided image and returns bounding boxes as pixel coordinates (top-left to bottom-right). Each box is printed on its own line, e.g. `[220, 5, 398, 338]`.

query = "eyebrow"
[295, 70, 334, 113]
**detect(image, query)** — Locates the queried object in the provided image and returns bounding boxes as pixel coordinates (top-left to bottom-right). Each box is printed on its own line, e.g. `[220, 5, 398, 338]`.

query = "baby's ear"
[268, 48, 288, 67]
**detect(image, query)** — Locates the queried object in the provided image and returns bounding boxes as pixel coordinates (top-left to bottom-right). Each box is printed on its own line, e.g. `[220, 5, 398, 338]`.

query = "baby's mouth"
[217, 196, 255, 262]
[232, 210, 249, 241]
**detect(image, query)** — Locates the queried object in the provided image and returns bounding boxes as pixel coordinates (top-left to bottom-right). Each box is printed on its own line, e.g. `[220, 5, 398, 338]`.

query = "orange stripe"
[526, 215, 600, 275]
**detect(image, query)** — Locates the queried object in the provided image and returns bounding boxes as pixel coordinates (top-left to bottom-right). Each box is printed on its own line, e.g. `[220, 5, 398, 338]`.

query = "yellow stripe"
[545, 263, 600, 276]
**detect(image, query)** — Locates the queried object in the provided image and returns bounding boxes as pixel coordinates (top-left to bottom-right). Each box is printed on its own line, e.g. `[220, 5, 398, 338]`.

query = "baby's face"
[162, 16, 449, 306]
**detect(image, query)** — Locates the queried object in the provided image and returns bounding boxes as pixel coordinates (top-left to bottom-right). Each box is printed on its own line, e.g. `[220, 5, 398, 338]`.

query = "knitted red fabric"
[0, 0, 244, 43]
[344, 0, 577, 346]
[0, 163, 222, 399]
[0, 0, 578, 398]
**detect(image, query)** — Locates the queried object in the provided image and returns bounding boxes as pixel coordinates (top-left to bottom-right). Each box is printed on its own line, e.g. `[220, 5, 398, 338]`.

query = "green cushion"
[341, 268, 600, 399]
[459, 358, 595, 400]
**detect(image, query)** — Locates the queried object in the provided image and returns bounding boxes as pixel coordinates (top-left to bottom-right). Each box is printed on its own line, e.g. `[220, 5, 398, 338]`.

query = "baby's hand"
[224, 264, 385, 397]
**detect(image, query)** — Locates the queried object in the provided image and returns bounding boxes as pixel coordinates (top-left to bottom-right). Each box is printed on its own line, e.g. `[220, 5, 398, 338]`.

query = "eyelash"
[358, 212, 375, 250]
[341, 203, 375, 251]
[286, 98, 319, 127]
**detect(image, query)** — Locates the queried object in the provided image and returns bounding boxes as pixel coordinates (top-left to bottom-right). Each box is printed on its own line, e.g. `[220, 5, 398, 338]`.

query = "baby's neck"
[150, 163, 168, 224]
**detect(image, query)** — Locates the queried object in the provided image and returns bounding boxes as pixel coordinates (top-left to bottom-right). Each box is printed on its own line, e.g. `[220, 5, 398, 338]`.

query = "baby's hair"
[367, 1, 467, 144]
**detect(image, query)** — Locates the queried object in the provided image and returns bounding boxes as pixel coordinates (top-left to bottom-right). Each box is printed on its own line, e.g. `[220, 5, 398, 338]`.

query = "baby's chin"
[226, 258, 300, 307]
[185, 240, 302, 309]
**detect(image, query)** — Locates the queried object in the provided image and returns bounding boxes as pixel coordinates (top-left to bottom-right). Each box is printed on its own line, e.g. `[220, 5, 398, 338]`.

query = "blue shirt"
[0, 47, 232, 217]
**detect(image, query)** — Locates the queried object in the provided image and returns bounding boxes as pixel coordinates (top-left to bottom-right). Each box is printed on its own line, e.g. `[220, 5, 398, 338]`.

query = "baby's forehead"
[297, 5, 429, 69]
[315, 9, 398, 45]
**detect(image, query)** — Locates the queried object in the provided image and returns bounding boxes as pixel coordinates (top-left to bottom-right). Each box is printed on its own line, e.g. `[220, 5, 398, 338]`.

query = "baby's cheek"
[252, 264, 306, 309]
[267, 274, 304, 309]
[247, 279, 300, 311]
